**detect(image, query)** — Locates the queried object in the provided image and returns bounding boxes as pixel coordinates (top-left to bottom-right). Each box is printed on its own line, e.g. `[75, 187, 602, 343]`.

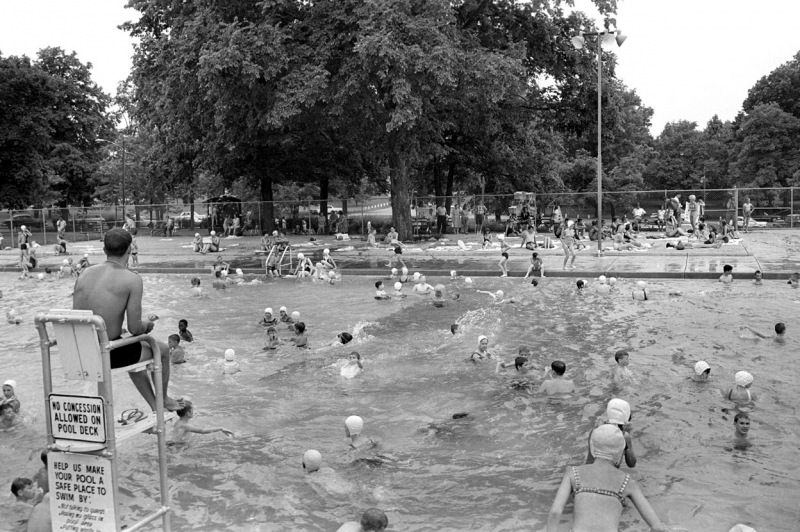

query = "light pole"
[571, 29, 626, 255]
[96, 137, 126, 219]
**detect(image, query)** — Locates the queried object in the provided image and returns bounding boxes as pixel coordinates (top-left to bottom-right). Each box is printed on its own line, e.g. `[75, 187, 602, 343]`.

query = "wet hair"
[531, 252, 539, 259]
[702, 368, 711, 375]
[375, 281, 383, 289]
[452, 412, 468, 419]
[360, 508, 389, 532]
[349, 351, 361, 360]
[754, 270, 761, 277]
[614, 350, 629, 363]
[267, 326, 276, 334]
[215, 271, 222, 279]
[191, 278, 201, 286]
[168, 334, 180, 343]
[450, 324, 458, 335]
[10, 477, 32, 497]
[530, 279, 538, 287]
[104, 228, 132, 257]
[339, 332, 353, 344]
[775, 322, 786, 334]
[44, 267, 51, 274]
[723, 264, 733, 273]
[0, 403, 13, 416]
[179, 319, 188, 327]
[294, 322, 306, 334]
[176, 400, 194, 419]
[551, 360, 566, 375]
[734, 411, 750, 423]
[576, 280, 586, 289]
[514, 357, 528, 371]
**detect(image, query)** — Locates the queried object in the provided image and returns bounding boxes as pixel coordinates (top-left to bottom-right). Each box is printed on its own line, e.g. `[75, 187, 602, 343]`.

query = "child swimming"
[470, 335, 494, 362]
[724, 371, 757, 404]
[170, 400, 234, 444]
[178, 319, 194, 342]
[264, 326, 280, 350]
[222, 349, 241, 375]
[168, 334, 186, 364]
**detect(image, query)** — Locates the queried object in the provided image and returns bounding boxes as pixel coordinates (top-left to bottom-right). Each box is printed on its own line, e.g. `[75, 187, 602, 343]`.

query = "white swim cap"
[394, 282, 402, 290]
[37, 273, 44, 280]
[636, 281, 646, 289]
[391, 268, 398, 275]
[345, 415, 363, 435]
[303, 450, 322, 472]
[272, 230, 278, 236]
[497, 234, 505, 240]
[210, 230, 216, 236]
[465, 277, 473, 283]
[598, 275, 607, 284]
[478, 335, 488, 343]
[328, 271, 335, 278]
[62, 259, 69, 265]
[735, 371, 754, 387]
[224, 349, 235, 361]
[221, 270, 228, 277]
[496, 290, 504, 297]
[694, 361, 711, 375]
[401, 267, 408, 274]
[291, 311, 300, 320]
[279, 306, 287, 312]
[236, 268, 243, 276]
[413, 272, 421, 280]
[297, 253, 305, 260]
[195, 233, 200, 237]
[323, 248, 330, 254]
[606, 398, 631, 425]
[20, 225, 26, 230]
[609, 277, 617, 286]
[450, 270, 457, 277]
[83, 253, 88, 258]
[265, 307, 273, 314]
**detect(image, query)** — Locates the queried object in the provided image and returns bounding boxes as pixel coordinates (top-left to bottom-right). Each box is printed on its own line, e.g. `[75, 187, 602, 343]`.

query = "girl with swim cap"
[725, 371, 757, 404]
[470, 336, 494, 362]
[547, 424, 666, 532]
[1, 380, 20, 413]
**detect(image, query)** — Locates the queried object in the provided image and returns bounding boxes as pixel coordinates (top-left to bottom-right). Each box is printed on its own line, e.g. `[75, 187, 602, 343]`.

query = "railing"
[2, 187, 797, 247]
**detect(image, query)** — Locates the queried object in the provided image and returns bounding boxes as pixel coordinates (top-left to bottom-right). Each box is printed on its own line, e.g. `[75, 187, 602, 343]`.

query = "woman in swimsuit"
[469, 335, 494, 363]
[547, 424, 666, 532]
[560, 217, 576, 270]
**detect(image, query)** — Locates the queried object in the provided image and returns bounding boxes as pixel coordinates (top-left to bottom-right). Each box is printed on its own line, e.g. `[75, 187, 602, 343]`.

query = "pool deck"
[3, 229, 800, 280]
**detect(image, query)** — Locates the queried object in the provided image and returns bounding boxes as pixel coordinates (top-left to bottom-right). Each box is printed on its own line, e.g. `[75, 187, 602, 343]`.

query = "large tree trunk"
[260, 170, 275, 233]
[390, 152, 413, 241]
[445, 160, 456, 212]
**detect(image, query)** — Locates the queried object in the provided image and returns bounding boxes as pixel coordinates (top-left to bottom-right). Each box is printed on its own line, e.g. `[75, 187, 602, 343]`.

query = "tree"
[743, 51, 800, 120]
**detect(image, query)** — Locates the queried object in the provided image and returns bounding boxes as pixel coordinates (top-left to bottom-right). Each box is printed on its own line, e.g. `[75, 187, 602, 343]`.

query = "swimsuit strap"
[746, 389, 751, 401]
[618, 474, 630, 496]
[571, 466, 581, 490]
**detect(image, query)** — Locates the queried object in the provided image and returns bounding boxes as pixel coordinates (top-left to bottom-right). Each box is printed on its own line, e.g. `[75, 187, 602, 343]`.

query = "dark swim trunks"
[110, 341, 143, 369]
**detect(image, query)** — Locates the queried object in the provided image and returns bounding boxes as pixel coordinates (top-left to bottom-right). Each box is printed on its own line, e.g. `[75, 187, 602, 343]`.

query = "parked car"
[1, 213, 43, 230]
[737, 216, 767, 228]
[175, 211, 207, 224]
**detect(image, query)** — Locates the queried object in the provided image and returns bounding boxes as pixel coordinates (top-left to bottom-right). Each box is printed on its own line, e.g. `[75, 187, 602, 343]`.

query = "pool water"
[0, 273, 798, 531]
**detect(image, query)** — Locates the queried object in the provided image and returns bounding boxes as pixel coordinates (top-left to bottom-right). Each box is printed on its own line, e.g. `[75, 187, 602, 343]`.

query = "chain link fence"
[2, 188, 798, 248]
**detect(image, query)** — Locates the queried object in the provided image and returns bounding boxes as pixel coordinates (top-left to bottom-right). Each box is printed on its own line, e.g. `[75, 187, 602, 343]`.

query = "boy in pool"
[788, 272, 800, 288]
[741, 322, 786, 344]
[212, 270, 227, 290]
[731, 412, 752, 450]
[753, 270, 763, 285]
[375, 281, 390, 300]
[178, 319, 193, 342]
[171, 400, 233, 443]
[612, 349, 634, 384]
[450, 324, 459, 335]
[264, 326, 280, 350]
[539, 361, 575, 395]
[168, 334, 186, 364]
[0, 403, 17, 429]
[523, 252, 544, 279]
[719, 264, 734, 283]
[290, 322, 308, 348]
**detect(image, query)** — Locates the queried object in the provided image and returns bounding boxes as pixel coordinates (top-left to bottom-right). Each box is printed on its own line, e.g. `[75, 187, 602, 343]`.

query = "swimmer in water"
[212, 270, 227, 290]
[729, 411, 752, 451]
[336, 508, 389, 532]
[632, 281, 647, 300]
[612, 350, 634, 384]
[398, 266, 410, 283]
[0, 403, 18, 430]
[719, 264, 734, 283]
[753, 270, 763, 286]
[375, 281, 390, 300]
[477, 289, 511, 303]
[335, 351, 363, 379]
[469, 335, 494, 362]
[789, 272, 800, 288]
[178, 319, 193, 342]
[596, 275, 611, 294]
[450, 324, 459, 335]
[547, 424, 666, 532]
[586, 398, 637, 468]
[168, 334, 186, 364]
[190, 277, 204, 297]
[576, 279, 588, 291]
[222, 349, 240, 375]
[6, 309, 22, 325]
[288, 311, 301, 329]
[691, 361, 711, 382]
[332, 332, 353, 346]
[723, 371, 757, 404]
[539, 361, 575, 395]
[386, 268, 398, 280]
[290, 322, 308, 348]
[279, 306, 293, 322]
[740, 322, 786, 344]
[170, 401, 234, 444]
[344, 415, 376, 450]
[259, 308, 278, 326]
[392, 282, 406, 299]
[1, 380, 20, 414]
[264, 326, 280, 350]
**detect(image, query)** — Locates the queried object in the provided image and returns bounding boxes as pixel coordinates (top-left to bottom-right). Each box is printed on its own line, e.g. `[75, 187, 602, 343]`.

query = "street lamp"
[571, 29, 627, 255]
[96, 137, 126, 219]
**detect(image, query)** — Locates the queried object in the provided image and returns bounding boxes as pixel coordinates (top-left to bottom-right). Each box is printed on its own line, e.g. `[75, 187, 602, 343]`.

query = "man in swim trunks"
[73, 228, 182, 411]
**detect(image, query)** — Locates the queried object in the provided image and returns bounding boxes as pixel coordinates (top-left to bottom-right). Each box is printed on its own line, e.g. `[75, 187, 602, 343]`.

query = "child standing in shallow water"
[724, 371, 757, 403]
[168, 334, 186, 364]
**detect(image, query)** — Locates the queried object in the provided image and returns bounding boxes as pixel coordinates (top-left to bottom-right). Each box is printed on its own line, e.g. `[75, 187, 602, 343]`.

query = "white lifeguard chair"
[35, 310, 172, 532]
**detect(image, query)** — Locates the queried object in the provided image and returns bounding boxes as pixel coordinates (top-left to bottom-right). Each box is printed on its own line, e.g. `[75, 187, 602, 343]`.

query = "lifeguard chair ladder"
[264, 241, 294, 275]
[35, 310, 172, 532]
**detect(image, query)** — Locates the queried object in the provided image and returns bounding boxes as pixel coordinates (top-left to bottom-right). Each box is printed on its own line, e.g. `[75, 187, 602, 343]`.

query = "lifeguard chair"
[35, 310, 172, 532]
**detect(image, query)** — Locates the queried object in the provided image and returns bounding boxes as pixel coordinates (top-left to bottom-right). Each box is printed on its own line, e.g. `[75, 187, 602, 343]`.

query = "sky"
[1, 0, 799, 136]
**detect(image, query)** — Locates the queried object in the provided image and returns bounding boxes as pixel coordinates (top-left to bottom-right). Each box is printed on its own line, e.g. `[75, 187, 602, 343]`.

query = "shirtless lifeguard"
[72, 228, 182, 411]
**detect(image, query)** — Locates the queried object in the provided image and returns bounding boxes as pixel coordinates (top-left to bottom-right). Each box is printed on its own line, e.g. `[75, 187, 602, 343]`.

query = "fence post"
[42, 208, 47, 246]
[9, 209, 14, 248]
[72, 209, 77, 240]
[792, 187, 795, 228]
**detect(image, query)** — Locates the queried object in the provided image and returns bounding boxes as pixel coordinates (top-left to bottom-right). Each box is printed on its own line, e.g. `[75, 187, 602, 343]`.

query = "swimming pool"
[0, 273, 797, 531]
